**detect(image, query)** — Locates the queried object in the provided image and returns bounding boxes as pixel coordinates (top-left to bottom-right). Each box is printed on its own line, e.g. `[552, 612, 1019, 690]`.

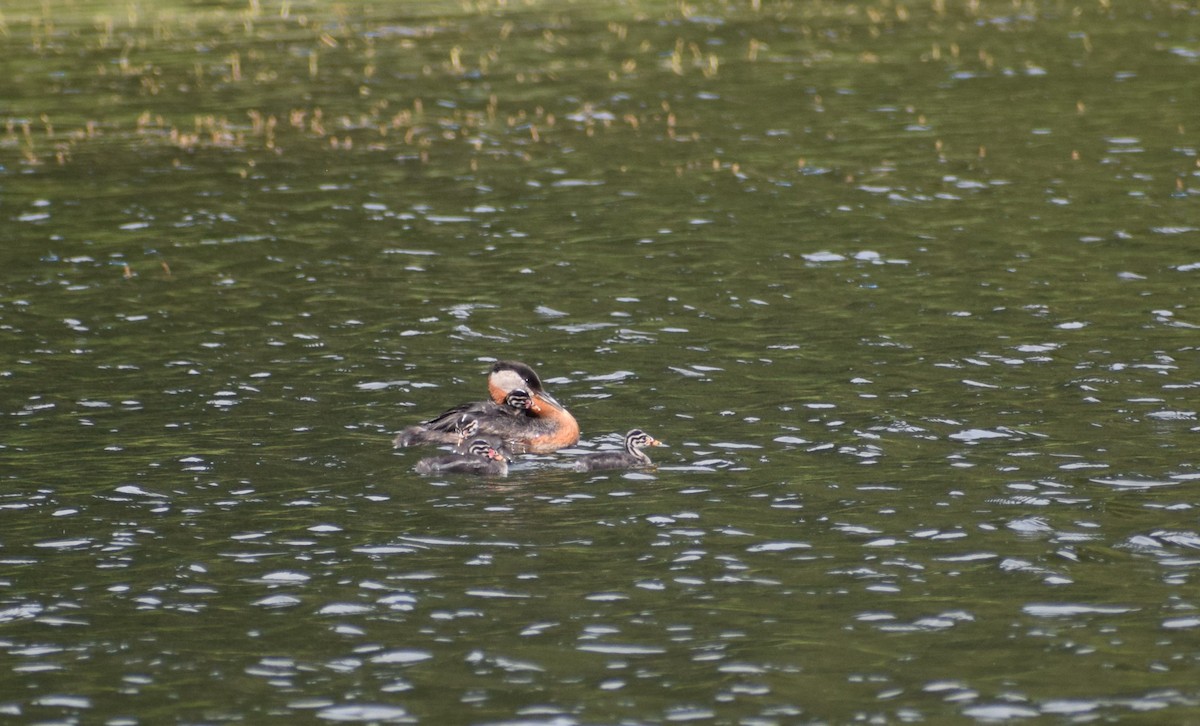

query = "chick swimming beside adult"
[413, 438, 509, 476]
[573, 429, 663, 472]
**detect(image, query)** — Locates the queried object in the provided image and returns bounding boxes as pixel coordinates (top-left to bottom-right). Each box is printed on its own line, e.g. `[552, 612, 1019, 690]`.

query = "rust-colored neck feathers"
[529, 394, 580, 452]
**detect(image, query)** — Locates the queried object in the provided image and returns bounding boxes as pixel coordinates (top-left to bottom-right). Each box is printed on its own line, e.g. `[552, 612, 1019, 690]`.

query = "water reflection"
[4, 0, 1200, 722]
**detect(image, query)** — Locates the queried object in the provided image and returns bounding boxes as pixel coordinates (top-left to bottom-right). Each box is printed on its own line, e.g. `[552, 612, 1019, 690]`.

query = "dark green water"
[3, 0, 1199, 723]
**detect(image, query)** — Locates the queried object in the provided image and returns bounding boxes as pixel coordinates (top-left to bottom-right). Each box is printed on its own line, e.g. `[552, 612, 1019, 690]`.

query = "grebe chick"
[499, 388, 539, 415]
[453, 415, 481, 441]
[394, 361, 579, 454]
[573, 429, 663, 472]
[452, 415, 513, 460]
[396, 386, 534, 448]
[414, 438, 509, 476]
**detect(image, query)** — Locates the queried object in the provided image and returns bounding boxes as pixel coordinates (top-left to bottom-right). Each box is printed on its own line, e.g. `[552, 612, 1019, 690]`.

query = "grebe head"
[488, 360, 566, 410]
[489, 360, 541, 393]
[625, 429, 663, 453]
[454, 415, 480, 441]
[465, 438, 507, 462]
[503, 388, 540, 413]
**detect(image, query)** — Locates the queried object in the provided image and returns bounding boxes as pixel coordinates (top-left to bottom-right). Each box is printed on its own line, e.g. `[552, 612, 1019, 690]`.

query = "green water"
[3, 0, 1199, 723]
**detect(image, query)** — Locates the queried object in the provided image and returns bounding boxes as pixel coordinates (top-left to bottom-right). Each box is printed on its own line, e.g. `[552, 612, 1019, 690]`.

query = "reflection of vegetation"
[4, 0, 738, 165]
[0, 0, 1187, 187]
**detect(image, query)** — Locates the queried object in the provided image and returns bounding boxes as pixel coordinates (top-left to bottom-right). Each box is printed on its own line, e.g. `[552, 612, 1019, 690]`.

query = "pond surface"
[3, 0, 1200, 723]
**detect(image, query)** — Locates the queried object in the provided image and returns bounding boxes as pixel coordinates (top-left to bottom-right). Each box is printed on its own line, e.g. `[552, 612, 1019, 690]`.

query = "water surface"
[3, 0, 1200, 722]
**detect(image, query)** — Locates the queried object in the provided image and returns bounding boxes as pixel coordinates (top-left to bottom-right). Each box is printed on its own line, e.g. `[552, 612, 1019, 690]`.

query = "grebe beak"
[488, 448, 507, 462]
[648, 437, 664, 447]
[533, 390, 565, 411]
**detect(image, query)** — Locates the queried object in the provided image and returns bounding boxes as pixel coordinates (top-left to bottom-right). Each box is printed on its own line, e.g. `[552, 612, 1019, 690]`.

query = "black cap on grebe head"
[490, 360, 543, 392]
[488, 360, 566, 410]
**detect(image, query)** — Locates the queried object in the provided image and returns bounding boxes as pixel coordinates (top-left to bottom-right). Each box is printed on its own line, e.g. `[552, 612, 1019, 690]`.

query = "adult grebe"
[394, 361, 580, 454]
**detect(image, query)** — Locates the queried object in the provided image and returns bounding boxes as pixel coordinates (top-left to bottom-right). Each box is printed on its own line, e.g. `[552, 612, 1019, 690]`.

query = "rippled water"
[3, 0, 1200, 722]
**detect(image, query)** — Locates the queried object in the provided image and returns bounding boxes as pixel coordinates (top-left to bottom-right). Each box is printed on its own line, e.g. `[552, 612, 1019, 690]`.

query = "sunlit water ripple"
[3, 0, 1200, 723]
